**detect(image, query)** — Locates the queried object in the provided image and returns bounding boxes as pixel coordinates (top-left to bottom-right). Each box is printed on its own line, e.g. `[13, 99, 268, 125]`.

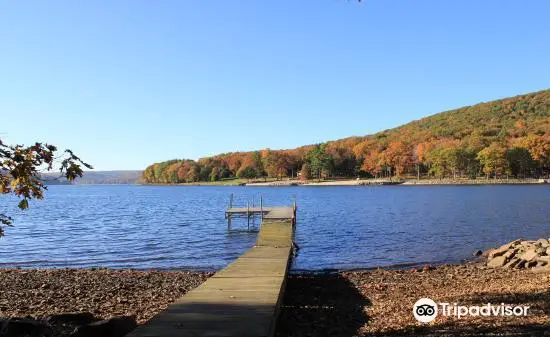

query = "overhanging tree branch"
[0, 138, 92, 237]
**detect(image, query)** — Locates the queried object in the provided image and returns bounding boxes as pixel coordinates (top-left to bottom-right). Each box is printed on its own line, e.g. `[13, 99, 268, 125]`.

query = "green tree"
[0, 139, 91, 237]
[506, 147, 534, 177]
[307, 144, 331, 180]
[426, 147, 447, 178]
[236, 166, 257, 179]
[199, 165, 212, 181]
[462, 149, 481, 178]
[441, 147, 471, 178]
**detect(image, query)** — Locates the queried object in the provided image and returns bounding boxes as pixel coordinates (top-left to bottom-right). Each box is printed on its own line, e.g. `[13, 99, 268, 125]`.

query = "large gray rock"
[520, 249, 538, 262]
[487, 256, 507, 268]
[536, 238, 549, 247]
[520, 240, 536, 246]
[70, 316, 136, 337]
[488, 246, 510, 259]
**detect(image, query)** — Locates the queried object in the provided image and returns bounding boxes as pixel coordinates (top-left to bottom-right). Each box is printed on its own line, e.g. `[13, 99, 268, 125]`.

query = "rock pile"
[486, 238, 550, 269]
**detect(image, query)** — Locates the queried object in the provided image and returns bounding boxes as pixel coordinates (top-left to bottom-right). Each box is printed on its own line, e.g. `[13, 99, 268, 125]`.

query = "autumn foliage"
[0, 140, 92, 236]
[143, 90, 550, 183]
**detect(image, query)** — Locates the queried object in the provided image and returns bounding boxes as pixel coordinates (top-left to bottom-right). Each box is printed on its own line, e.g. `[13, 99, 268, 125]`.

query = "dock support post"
[247, 201, 250, 231]
[260, 195, 264, 221]
[227, 193, 234, 230]
[292, 195, 297, 226]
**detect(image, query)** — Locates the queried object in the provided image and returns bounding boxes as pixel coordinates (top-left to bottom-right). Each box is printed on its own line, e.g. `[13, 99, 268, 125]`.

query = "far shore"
[143, 177, 549, 187]
[2, 261, 549, 336]
[248, 177, 549, 186]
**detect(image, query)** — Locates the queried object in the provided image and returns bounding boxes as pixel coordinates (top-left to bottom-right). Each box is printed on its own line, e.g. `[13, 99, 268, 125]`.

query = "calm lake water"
[1, 185, 549, 271]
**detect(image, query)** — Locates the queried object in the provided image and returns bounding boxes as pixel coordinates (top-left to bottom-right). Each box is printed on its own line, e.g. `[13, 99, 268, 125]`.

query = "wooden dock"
[225, 193, 296, 230]
[128, 202, 296, 337]
[225, 206, 295, 221]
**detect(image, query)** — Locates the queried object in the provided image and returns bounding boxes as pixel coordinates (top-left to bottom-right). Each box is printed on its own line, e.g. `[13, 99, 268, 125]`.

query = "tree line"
[142, 90, 550, 183]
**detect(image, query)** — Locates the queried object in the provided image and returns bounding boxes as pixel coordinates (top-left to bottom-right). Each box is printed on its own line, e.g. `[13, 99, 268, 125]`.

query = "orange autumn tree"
[236, 152, 262, 179]
[353, 139, 382, 177]
[384, 141, 412, 178]
[516, 135, 550, 174]
[413, 142, 433, 179]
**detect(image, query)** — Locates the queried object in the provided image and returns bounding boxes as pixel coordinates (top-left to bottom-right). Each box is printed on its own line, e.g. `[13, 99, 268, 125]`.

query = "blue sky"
[1, 1, 549, 170]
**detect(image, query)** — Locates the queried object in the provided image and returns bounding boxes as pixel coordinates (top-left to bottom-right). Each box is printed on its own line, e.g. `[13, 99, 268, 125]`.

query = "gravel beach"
[0, 268, 211, 333]
[277, 262, 550, 336]
[1, 263, 549, 336]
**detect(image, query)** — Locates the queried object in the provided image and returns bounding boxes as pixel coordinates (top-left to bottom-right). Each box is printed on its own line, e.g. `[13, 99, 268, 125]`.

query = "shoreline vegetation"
[1, 256, 549, 336]
[141, 90, 550, 187]
[142, 177, 549, 186]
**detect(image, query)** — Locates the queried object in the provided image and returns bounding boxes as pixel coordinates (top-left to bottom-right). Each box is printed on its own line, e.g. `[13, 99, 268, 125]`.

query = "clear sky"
[1, 1, 549, 170]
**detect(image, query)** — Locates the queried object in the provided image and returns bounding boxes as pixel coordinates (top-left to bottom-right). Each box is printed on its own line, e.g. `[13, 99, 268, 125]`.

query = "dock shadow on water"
[276, 273, 371, 337]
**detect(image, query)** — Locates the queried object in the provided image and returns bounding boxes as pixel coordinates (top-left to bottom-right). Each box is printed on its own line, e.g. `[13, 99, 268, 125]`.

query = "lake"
[0, 185, 549, 271]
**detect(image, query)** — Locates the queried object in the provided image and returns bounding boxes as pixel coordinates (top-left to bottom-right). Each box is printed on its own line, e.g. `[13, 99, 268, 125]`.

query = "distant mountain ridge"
[42, 170, 143, 185]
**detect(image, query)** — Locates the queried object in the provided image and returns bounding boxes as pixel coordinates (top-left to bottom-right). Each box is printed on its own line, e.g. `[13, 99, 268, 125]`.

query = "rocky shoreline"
[485, 238, 550, 270]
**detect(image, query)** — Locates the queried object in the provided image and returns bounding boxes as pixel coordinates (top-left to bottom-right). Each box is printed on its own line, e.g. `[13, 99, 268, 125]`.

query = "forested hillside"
[143, 89, 550, 183]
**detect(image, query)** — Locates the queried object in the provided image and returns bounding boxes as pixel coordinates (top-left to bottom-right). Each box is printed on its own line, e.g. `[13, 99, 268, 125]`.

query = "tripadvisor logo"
[413, 298, 530, 323]
[413, 298, 438, 323]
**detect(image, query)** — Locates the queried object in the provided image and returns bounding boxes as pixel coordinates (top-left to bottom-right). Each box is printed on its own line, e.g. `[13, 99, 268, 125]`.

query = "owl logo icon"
[413, 298, 438, 323]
